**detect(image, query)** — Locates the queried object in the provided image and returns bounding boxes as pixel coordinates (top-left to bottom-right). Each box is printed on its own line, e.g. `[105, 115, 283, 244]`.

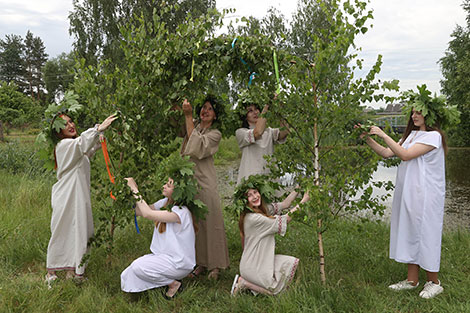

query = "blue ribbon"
[232, 37, 257, 87]
[133, 205, 140, 234]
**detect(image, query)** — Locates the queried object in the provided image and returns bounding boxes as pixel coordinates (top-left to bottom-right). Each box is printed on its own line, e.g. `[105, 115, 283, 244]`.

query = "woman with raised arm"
[230, 175, 309, 296]
[359, 86, 459, 299]
[121, 168, 203, 299]
[44, 106, 117, 285]
[235, 97, 289, 185]
[180, 96, 229, 280]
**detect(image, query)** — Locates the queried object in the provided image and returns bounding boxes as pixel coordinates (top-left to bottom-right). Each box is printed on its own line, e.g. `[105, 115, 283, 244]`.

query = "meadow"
[1, 132, 470, 313]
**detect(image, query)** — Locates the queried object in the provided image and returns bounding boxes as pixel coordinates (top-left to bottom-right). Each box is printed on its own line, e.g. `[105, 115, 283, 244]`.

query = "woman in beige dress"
[231, 178, 309, 295]
[180, 96, 229, 279]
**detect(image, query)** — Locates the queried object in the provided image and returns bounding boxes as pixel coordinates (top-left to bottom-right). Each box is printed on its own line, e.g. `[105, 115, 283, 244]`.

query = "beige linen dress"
[239, 203, 299, 295]
[235, 126, 286, 185]
[181, 124, 229, 270]
[47, 126, 101, 276]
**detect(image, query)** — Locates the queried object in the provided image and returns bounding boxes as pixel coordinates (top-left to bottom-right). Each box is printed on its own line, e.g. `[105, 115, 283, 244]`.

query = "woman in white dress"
[230, 176, 309, 296]
[121, 177, 197, 298]
[45, 113, 117, 284]
[235, 101, 289, 185]
[361, 103, 450, 299]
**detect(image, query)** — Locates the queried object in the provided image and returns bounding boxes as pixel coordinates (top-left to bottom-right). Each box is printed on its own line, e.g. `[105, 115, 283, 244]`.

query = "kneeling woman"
[121, 171, 204, 298]
[231, 176, 309, 296]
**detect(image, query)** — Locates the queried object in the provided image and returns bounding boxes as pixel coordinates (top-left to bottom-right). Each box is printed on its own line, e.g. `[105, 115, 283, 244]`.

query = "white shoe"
[388, 280, 419, 291]
[419, 280, 443, 299]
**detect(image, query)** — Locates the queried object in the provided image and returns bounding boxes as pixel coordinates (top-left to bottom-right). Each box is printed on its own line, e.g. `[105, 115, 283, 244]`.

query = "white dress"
[236, 126, 286, 185]
[121, 198, 196, 292]
[46, 126, 101, 276]
[389, 130, 445, 272]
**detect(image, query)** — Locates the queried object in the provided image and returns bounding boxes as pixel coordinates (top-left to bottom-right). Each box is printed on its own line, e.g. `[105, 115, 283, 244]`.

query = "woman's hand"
[261, 103, 269, 115]
[353, 123, 368, 139]
[369, 125, 386, 139]
[182, 99, 193, 116]
[125, 177, 139, 194]
[98, 114, 119, 132]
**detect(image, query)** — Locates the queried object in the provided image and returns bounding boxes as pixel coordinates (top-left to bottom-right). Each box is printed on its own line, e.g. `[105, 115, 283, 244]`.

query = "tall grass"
[1, 141, 470, 312]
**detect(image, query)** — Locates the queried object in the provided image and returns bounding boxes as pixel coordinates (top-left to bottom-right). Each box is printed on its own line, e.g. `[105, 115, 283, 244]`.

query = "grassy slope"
[1, 137, 470, 313]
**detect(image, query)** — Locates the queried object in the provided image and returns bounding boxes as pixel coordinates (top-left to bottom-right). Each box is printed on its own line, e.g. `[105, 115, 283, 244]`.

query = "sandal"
[187, 265, 205, 278]
[163, 280, 183, 300]
[208, 268, 220, 280]
[230, 274, 245, 296]
[45, 273, 58, 289]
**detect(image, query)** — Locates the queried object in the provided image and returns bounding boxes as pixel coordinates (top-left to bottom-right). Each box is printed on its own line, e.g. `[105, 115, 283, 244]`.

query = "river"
[369, 147, 470, 229]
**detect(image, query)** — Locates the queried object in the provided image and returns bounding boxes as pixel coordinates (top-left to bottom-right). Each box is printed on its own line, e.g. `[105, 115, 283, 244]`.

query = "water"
[370, 148, 470, 229]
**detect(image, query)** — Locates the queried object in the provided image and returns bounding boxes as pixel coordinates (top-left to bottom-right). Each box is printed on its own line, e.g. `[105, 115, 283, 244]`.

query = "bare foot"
[187, 265, 205, 278]
[165, 280, 182, 298]
[208, 268, 220, 280]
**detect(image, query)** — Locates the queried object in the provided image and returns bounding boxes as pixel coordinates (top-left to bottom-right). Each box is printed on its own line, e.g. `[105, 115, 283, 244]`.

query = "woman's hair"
[400, 114, 448, 155]
[52, 114, 78, 170]
[240, 103, 261, 129]
[238, 190, 274, 242]
[156, 195, 199, 234]
[196, 95, 224, 127]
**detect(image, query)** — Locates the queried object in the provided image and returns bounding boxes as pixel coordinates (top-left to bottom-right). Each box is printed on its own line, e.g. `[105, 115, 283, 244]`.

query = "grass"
[1, 136, 470, 312]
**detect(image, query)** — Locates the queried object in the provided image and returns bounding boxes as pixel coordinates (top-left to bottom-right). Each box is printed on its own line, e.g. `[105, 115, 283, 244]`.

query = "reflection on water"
[371, 148, 470, 229]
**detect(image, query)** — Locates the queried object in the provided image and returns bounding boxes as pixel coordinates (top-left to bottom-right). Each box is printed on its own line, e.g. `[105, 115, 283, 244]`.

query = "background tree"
[24, 31, 48, 102]
[439, 0, 470, 147]
[68, 0, 216, 67]
[0, 81, 40, 140]
[43, 52, 76, 103]
[0, 34, 26, 91]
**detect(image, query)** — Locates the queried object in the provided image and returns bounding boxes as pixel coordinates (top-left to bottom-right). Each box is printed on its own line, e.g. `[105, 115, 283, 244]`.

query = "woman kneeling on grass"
[358, 85, 460, 299]
[121, 155, 207, 299]
[230, 175, 309, 296]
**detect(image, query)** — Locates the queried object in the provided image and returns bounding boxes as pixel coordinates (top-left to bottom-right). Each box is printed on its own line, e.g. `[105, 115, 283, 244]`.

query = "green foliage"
[440, 2, 470, 146]
[401, 84, 461, 130]
[0, 141, 51, 177]
[43, 52, 76, 103]
[227, 174, 281, 218]
[0, 34, 26, 89]
[154, 152, 208, 222]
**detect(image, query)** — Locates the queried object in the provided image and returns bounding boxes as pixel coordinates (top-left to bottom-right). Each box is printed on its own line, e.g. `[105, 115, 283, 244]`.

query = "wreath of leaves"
[401, 84, 461, 130]
[35, 91, 83, 170]
[227, 174, 280, 217]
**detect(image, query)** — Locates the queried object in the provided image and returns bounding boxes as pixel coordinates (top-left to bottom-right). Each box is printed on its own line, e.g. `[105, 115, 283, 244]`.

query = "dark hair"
[400, 114, 448, 155]
[238, 190, 273, 246]
[196, 95, 224, 127]
[240, 103, 261, 129]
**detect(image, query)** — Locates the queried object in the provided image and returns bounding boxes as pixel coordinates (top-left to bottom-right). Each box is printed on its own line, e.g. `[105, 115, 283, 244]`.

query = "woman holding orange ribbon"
[44, 110, 117, 285]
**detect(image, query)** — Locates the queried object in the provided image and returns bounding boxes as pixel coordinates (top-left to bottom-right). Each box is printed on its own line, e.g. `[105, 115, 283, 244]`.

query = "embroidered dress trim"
[46, 266, 76, 271]
[272, 203, 280, 215]
[287, 258, 299, 285]
[247, 129, 255, 143]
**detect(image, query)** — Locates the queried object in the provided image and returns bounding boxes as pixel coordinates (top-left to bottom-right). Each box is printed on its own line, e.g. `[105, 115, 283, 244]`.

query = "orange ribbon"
[101, 137, 116, 200]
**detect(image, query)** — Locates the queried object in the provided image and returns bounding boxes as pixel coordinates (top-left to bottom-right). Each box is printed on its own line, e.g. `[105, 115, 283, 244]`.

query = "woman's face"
[246, 188, 261, 209]
[200, 101, 216, 125]
[59, 115, 77, 138]
[245, 104, 260, 125]
[162, 178, 175, 198]
[411, 109, 425, 129]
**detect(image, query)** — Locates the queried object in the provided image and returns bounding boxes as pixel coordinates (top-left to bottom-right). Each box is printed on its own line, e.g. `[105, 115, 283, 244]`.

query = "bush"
[0, 141, 52, 177]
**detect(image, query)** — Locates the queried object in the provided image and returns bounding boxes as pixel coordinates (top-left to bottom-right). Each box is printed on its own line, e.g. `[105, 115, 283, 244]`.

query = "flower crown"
[228, 174, 280, 217]
[401, 84, 460, 130]
[35, 91, 83, 169]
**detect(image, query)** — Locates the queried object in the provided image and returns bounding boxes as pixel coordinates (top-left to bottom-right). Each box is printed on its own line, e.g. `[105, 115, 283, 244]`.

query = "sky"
[0, 0, 467, 107]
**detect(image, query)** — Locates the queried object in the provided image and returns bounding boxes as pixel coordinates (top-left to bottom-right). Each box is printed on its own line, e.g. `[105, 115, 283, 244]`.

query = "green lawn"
[1, 136, 470, 312]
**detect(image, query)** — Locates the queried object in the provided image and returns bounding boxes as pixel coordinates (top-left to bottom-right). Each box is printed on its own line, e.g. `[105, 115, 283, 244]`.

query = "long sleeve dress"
[389, 130, 445, 272]
[235, 126, 286, 185]
[239, 203, 299, 295]
[46, 126, 101, 276]
[121, 198, 196, 292]
[181, 124, 230, 270]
